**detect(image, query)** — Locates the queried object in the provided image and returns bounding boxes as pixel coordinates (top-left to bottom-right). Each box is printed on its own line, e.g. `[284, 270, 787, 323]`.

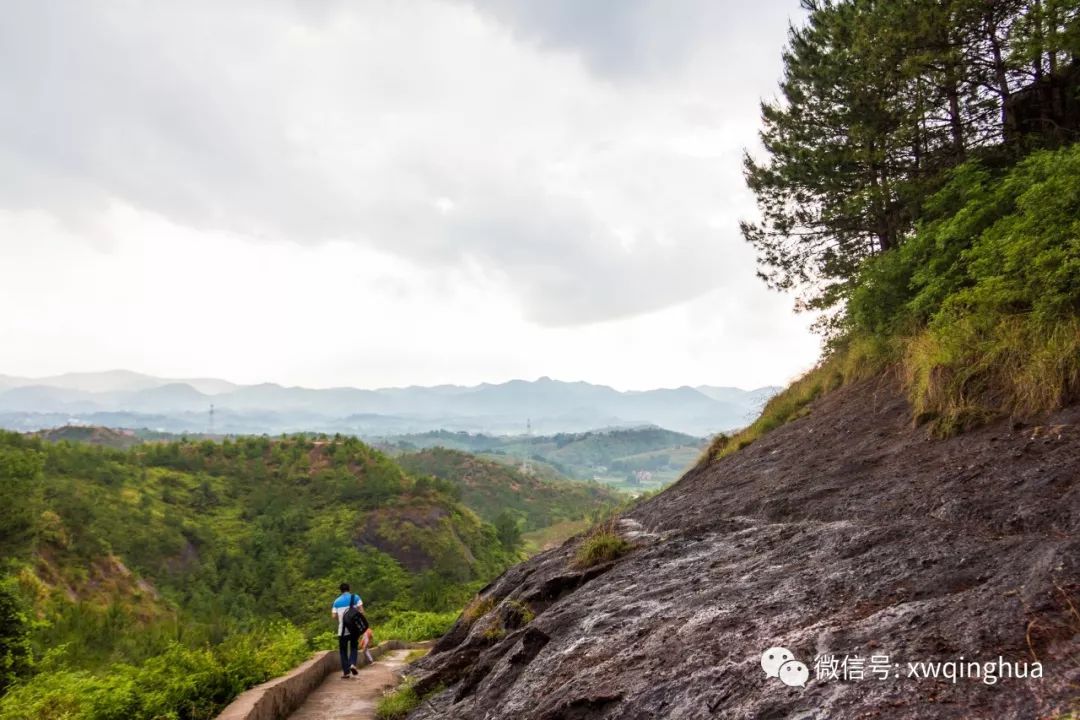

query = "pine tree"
[742, 0, 1080, 321]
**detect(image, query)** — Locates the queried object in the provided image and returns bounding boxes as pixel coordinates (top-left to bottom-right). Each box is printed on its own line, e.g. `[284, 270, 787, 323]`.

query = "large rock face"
[406, 378, 1080, 719]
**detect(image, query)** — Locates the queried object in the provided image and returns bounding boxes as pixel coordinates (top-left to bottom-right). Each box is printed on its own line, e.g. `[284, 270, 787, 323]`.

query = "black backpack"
[342, 595, 368, 636]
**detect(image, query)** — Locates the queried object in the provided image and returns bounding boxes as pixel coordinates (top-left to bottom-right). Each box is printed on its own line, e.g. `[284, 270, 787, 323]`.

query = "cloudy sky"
[0, 0, 820, 391]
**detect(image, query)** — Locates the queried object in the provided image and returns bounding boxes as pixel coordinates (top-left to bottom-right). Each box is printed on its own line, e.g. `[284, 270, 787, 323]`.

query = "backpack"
[342, 595, 369, 636]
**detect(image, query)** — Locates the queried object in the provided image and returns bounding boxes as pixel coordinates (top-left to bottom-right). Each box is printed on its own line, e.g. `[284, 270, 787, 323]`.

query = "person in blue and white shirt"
[331, 582, 372, 679]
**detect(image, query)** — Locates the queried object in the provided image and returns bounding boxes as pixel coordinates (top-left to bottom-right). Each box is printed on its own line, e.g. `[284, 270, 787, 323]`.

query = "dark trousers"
[338, 633, 358, 675]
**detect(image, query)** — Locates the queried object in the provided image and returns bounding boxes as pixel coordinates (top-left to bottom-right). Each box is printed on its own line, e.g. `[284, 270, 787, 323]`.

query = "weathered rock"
[406, 377, 1080, 719]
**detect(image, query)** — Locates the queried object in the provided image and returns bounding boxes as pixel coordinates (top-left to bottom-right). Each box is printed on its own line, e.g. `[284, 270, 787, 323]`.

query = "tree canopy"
[743, 0, 1080, 322]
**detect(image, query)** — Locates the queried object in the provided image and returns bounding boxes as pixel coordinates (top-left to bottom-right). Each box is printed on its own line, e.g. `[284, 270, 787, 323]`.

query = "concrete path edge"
[215, 641, 428, 720]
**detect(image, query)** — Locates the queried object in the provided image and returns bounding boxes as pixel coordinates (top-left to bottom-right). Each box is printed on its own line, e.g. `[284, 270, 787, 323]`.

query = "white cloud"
[0, 0, 819, 390]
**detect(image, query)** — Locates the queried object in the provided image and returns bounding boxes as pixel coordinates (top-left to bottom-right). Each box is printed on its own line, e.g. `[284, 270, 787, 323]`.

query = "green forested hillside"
[396, 448, 623, 533]
[384, 426, 705, 490]
[32, 426, 144, 450]
[0, 432, 517, 719]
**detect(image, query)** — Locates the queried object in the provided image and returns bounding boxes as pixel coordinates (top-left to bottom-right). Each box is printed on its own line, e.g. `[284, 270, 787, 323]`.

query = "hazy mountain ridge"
[0, 371, 779, 436]
[396, 448, 624, 532]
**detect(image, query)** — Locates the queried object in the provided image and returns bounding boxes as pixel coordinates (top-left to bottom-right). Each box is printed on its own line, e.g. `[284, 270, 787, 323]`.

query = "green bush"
[0, 447, 43, 559]
[0, 581, 32, 694]
[376, 611, 458, 643]
[849, 145, 1080, 335]
[460, 595, 495, 625]
[849, 144, 1080, 431]
[0, 622, 308, 720]
[493, 511, 523, 552]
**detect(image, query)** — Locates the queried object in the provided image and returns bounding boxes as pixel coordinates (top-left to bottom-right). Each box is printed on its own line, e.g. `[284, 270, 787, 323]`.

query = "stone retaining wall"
[215, 641, 414, 720]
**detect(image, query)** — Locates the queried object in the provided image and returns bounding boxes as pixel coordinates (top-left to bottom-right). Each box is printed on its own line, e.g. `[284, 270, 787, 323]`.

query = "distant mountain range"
[0, 370, 778, 437]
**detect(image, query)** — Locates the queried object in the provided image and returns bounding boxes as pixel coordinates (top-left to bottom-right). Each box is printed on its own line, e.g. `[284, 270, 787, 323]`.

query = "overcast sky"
[0, 0, 820, 391]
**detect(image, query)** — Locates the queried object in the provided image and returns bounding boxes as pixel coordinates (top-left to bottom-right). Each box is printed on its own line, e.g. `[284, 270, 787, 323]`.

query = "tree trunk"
[944, 24, 966, 156]
[1032, 0, 1045, 82]
[988, 21, 1015, 139]
[946, 78, 965, 155]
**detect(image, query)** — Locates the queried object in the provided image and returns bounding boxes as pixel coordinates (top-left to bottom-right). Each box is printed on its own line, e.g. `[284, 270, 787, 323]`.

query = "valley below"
[0, 429, 623, 719]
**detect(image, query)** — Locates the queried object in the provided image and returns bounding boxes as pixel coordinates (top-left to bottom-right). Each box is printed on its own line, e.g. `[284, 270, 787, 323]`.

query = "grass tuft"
[573, 522, 630, 568]
[465, 597, 536, 644]
[903, 315, 1080, 435]
[403, 648, 430, 664]
[461, 595, 495, 625]
[480, 623, 506, 642]
[375, 679, 421, 720]
[505, 599, 535, 627]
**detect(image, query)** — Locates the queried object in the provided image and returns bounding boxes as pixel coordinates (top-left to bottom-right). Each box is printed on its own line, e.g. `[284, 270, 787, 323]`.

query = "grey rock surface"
[406, 378, 1080, 719]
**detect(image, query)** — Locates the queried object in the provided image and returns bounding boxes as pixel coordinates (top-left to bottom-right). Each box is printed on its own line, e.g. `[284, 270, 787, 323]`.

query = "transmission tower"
[208, 403, 215, 436]
[520, 418, 532, 475]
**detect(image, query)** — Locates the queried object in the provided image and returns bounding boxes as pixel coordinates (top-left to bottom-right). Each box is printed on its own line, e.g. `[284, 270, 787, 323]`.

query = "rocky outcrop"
[406, 377, 1080, 719]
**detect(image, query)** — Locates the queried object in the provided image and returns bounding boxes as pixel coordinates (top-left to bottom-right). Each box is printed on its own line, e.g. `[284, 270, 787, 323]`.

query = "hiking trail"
[286, 649, 410, 720]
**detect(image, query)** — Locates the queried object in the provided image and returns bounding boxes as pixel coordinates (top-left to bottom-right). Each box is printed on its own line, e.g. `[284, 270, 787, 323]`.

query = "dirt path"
[287, 649, 411, 720]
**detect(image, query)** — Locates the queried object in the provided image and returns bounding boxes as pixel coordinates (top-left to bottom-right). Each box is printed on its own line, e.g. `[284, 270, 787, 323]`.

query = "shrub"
[0, 580, 32, 694]
[874, 144, 1080, 431]
[493, 511, 523, 552]
[377, 611, 458, 643]
[715, 144, 1080, 451]
[480, 623, 506, 642]
[0, 622, 309, 720]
